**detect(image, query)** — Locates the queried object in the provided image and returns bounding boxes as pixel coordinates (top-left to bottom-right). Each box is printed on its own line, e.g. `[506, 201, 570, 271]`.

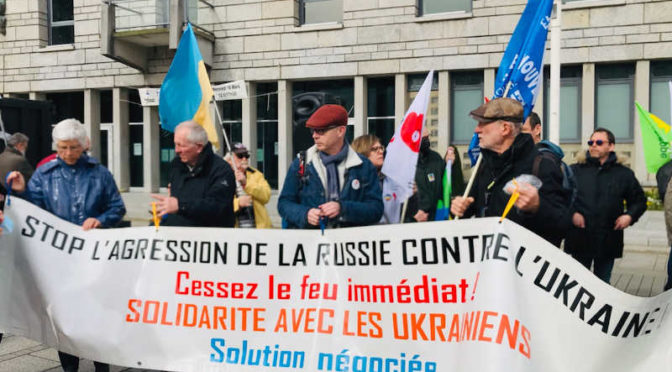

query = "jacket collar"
[481, 133, 534, 168]
[305, 144, 362, 169]
[585, 151, 618, 167]
[176, 142, 214, 175]
[4, 147, 23, 157]
[537, 140, 565, 159]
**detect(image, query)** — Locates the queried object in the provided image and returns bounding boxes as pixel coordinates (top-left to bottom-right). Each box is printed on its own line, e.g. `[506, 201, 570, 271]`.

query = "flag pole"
[549, 0, 562, 144]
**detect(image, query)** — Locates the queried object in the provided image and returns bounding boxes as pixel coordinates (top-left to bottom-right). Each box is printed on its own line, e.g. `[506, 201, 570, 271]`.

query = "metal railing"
[107, 0, 213, 33]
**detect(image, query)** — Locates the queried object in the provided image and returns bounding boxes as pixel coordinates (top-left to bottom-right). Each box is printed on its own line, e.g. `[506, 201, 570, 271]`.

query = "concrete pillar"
[354, 76, 367, 137]
[438, 71, 449, 155]
[394, 73, 407, 129]
[29, 92, 46, 101]
[84, 89, 101, 160]
[581, 63, 595, 144]
[484, 68, 496, 98]
[634, 60, 650, 182]
[113, 87, 130, 191]
[277, 80, 293, 190]
[242, 82, 258, 167]
[143, 106, 160, 192]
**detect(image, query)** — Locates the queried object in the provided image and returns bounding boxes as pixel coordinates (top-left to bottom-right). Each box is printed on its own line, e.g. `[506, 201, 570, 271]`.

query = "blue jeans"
[665, 245, 672, 291]
[573, 254, 615, 283]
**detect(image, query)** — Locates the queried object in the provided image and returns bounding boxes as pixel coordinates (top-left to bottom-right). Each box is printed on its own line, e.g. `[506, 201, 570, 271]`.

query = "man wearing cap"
[278, 104, 383, 229]
[451, 98, 569, 246]
[152, 120, 236, 227]
[228, 143, 272, 228]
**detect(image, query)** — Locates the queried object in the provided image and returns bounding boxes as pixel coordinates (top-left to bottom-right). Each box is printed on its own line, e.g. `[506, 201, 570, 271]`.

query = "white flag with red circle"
[381, 71, 433, 223]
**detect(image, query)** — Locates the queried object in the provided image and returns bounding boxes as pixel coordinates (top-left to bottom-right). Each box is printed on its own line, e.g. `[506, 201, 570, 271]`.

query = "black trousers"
[58, 351, 109, 372]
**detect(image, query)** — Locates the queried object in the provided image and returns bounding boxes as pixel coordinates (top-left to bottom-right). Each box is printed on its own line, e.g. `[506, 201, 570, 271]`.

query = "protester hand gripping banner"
[493, 0, 553, 118]
[159, 23, 219, 149]
[1, 198, 672, 372]
[635, 102, 672, 174]
[381, 71, 433, 223]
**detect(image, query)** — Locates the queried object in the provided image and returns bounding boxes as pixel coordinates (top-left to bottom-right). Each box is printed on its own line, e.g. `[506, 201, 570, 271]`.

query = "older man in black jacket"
[451, 98, 570, 246]
[565, 128, 647, 283]
[152, 121, 236, 227]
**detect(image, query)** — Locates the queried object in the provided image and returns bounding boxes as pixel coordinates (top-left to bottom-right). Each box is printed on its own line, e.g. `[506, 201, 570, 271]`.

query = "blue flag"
[467, 132, 480, 166]
[493, 0, 553, 117]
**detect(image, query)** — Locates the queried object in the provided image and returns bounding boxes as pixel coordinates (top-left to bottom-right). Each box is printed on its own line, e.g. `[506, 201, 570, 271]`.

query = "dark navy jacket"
[25, 155, 126, 227]
[278, 145, 383, 229]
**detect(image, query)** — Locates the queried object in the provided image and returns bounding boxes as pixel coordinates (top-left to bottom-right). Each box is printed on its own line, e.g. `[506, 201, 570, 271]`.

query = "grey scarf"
[319, 142, 349, 201]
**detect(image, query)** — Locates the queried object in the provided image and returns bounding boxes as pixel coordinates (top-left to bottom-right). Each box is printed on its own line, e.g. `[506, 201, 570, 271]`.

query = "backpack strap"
[532, 151, 557, 177]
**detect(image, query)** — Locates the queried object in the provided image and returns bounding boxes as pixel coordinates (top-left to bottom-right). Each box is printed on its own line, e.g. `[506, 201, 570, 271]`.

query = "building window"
[299, 0, 343, 25]
[219, 99, 243, 150]
[257, 83, 279, 189]
[407, 73, 439, 147]
[48, 0, 74, 45]
[595, 64, 634, 142]
[450, 71, 483, 144]
[418, 0, 471, 16]
[650, 61, 672, 125]
[293, 79, 353, 154]
[367, 77, 395, 146]
[543, 66, 582, 143]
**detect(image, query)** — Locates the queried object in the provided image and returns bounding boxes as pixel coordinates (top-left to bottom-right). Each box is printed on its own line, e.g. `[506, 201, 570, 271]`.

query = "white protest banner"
[138, 88, 160, 106]
[213, 81, 248, 101]
[0, 197, 671, 372]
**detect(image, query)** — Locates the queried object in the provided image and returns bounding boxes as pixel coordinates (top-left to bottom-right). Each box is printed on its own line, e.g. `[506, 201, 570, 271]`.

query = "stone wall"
[1, 0, 671, 92]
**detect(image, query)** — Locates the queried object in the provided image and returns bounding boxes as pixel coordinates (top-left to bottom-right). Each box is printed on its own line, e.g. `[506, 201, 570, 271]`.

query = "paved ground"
[1, 193, 668, 372]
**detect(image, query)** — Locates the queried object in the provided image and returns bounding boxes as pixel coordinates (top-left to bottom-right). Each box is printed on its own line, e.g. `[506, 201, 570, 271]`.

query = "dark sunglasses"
[235, 153, 250, 159]
[310, 125, 340, 136]
[587, 140, 607, 146]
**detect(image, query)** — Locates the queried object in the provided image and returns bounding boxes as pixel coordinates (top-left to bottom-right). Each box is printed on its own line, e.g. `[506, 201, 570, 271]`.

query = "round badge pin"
[351, 179, 361, 190]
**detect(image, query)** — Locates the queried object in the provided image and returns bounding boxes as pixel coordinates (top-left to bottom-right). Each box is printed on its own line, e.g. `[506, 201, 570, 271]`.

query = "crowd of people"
[0, 97, 671, 371]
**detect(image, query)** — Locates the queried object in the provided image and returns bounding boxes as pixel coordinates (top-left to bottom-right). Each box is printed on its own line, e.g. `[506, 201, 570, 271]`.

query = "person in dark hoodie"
[450, 98, 570, 246]
[151, 121, 236, 227]
[404, 127, 445, 222]
[565, 128, 647, 283]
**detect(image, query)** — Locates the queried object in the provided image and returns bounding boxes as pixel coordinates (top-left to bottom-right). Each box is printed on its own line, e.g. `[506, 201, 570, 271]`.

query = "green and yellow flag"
[635, 102, 672, 173]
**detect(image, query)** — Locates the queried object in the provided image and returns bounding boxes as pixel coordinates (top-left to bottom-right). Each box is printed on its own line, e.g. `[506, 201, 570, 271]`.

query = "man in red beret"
[278, 104, 383, 229]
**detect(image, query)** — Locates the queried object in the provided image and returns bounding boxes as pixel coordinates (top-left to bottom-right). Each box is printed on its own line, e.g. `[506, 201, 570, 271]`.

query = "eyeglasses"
[371, 145, 385, 153]
[235, 153, 250, 159]
[310, 125, 340, 136]
[587, 140, 607, 146]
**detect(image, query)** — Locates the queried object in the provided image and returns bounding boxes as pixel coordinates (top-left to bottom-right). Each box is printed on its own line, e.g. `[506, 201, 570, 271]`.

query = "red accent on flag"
[400, 112, 424, 153]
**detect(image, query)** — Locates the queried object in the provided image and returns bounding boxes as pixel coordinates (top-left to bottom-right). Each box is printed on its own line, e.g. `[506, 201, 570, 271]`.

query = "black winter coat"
[405, 148, 445, 222]
[162, 143, 236, 227]
[464, 133, 570, 246]
[565, 152, 647, 259]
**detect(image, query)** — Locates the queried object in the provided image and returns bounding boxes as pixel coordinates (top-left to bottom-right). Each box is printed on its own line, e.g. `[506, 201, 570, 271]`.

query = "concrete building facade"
[1, 0, 671, 192]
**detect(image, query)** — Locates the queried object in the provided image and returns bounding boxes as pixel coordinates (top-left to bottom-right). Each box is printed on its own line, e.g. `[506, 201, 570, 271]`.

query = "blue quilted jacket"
[24, 155, 126, 227]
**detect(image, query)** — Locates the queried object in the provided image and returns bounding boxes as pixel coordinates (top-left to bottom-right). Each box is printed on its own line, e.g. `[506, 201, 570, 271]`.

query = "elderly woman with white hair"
[7, 118, 125, 372]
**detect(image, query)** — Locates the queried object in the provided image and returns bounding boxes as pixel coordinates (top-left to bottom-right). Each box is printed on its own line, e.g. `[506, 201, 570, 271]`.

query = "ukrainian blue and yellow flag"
[159, 23, 218, 149]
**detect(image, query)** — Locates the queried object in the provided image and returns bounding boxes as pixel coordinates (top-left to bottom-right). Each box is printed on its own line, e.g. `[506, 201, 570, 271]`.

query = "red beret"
[306, 104, 348, 129]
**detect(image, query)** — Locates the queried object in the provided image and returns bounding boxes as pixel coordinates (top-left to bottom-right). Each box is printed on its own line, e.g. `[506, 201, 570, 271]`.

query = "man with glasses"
[450, 98, 569, 246]
[228, 143, 272, 228]
[278, 104, 383, 229]
[564, 128, 646, 283]
[151, 121, 236, 227]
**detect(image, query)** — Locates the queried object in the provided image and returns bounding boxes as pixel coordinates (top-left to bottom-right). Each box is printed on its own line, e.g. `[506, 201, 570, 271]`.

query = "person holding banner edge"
[278, 104, 383, 229]
[450, 98, 570, 247]
[7, 118, 125, 372]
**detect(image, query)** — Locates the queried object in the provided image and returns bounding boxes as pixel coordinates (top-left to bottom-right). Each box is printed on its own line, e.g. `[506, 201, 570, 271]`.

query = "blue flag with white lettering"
[493, 0, 553, 118]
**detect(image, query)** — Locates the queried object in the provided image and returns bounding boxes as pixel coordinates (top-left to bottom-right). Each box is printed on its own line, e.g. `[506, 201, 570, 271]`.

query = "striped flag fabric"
[159, 23, 219, 149]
